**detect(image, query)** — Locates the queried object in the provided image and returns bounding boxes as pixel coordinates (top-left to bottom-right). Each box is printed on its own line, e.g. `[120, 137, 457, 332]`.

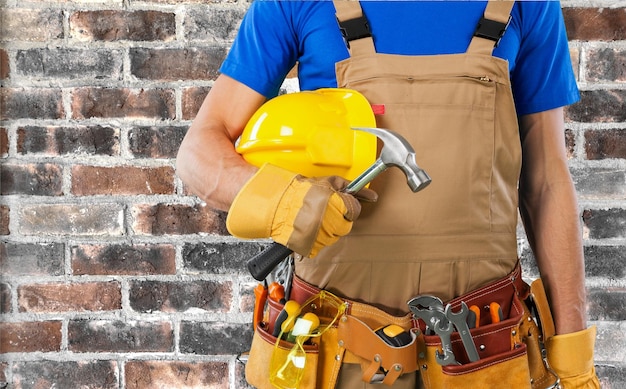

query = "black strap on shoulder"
[473, 15, 511, 48]
[337, 16, 371, 47]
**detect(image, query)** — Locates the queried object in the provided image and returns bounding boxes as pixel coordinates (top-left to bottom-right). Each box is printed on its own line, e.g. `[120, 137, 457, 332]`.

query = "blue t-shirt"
[220, 0, 579, 116]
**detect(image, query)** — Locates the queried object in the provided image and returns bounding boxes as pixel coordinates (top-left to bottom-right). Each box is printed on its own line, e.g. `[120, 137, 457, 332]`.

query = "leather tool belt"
[245, 263, 559, 389]
[413, 263, 558, 389]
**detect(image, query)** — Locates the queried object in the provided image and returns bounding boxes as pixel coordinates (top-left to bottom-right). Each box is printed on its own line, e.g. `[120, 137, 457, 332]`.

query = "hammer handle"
[247, 243, 293, 281]
[246, 159, 386, 281]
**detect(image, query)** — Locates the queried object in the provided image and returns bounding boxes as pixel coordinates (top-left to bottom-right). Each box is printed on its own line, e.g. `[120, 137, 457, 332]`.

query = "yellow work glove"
[545, 326, 601, 389]
[226, 163, 377, 258]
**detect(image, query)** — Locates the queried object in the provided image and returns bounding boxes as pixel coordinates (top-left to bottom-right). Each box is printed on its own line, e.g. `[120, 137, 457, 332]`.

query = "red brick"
[569, 47, 580, 81]
[125, 361, 228, 389]
[16, 48, 123, 80]
[182, 86, 210, 120]
[0, 205, 8, 235]
[586, 48, 626, 82]
[182, 241, 263, 274]
[18, 282, 121, 313]
[585, 246, 626, 279]
[0, 283, 10, 314]
[0, 362, 5, 386]
[0, 127, 8, 157]
[571, 167, 626, 199]
[19, 203, 124, 236]
[0, 88, 64, 120]
[72, 165, 175, 195]
[184, 7, 246, 42]
[240, 282, 256, 314]
[180, 322, 252, 355]
[1, 9, 64, 42]
[585, 129, 626, 160]
[583, 209, 626, 240]
[71, 87, 175, 120]
[1, 242, 64, 276]
[128, 126, 186, 159]
[0, 163, 63, 196]
[69, 320, 173, 352]
[72, 244, 176, 275]
[70, 10, 175, 42]
[0, 321, 62, 353]
[0, 49, 8, 79]
[235, 359, 249, 388]
[130, 47, 226, 81]
[565, 129, 575, 159]
[563, 8, 626, 41]
[129, 280, 233, 313]
[12, 361, 118, 388]
[132, 203, 227, 235]
[587, 288, 626, 321]
[17, 125, 120, 156]
[566, 90, 626, 123]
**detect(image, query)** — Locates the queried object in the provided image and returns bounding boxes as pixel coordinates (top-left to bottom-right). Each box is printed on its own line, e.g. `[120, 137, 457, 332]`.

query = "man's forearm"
[520, 177, 587, 334]
[176, 75, 266, 211]
[518, 109, 587, 335]
[177, 124, 257, 211]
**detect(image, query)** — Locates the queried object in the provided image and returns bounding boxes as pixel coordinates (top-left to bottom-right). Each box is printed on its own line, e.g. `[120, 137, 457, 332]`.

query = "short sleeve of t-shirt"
[219, 0, 301, 98]
[220, 0, 579, 116]
[503, 0, 580, 115]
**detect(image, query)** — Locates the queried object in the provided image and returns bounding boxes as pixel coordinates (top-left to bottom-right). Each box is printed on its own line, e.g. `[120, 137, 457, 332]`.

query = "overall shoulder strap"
[333, 0, 376, 56]
[467, 0, 515, 55]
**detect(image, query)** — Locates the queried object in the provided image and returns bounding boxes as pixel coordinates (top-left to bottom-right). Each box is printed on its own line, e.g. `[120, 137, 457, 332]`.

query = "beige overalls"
[296, 1, 522, 387]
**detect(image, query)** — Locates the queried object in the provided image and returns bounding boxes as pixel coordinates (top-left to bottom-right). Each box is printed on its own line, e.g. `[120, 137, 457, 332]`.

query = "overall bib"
[295, 1, 522, 387]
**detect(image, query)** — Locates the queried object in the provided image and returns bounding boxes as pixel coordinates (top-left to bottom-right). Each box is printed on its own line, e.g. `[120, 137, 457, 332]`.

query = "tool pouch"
[246, 321, 320, 389]
[257, 277, 419, 387]
[246, 291, 346, 389]
[337, 302, 419, 386]
[417, 264, 535, 389]
[520, 278, 561, 389]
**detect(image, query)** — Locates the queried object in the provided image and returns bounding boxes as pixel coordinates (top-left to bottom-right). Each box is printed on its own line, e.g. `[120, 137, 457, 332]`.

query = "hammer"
[246, 127, 431, 281]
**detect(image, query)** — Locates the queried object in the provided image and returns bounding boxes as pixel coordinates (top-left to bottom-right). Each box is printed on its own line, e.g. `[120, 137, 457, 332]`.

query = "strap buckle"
[473, 16, 511, 47]
[337, 16, 371, 48]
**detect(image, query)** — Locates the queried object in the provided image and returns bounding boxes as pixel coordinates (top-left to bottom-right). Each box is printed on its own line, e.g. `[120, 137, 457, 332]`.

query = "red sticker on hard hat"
[371, 104, 385, 115]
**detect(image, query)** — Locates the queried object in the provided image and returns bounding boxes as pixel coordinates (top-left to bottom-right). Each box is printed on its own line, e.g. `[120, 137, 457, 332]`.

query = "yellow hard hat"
[236, 88, 377, 181]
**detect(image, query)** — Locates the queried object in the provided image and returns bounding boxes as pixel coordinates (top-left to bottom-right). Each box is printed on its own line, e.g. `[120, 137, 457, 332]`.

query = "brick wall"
[0, 0, 624, 388]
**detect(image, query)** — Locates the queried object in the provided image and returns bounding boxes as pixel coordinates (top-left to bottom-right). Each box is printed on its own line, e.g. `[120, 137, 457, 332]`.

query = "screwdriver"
[268, 281, 286, 304]
[253, 281, 268, 331]
[468, 305, 481, 329]
[273, 300, 301, 337]
[489, 302, 504, 324]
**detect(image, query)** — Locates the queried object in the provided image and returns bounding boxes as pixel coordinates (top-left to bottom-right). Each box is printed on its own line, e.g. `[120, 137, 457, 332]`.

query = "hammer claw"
[351, 127, 431, 193]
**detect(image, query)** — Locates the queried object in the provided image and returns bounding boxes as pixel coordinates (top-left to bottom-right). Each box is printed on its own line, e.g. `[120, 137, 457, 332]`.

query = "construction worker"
[176, 1, 600, 388]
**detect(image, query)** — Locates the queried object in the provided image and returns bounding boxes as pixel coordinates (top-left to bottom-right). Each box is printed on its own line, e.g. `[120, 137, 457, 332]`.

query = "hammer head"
[352, 127, 431, 192]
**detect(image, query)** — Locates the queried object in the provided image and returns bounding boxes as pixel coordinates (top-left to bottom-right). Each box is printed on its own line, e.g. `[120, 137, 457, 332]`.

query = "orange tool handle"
[269, 282, 285, 303]
[489, 302, 504, 324]
[253, 282, 268, 331]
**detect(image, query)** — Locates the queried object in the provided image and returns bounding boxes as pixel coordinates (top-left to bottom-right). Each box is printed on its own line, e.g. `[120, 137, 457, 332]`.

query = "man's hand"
[226, 163, 377, 258]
